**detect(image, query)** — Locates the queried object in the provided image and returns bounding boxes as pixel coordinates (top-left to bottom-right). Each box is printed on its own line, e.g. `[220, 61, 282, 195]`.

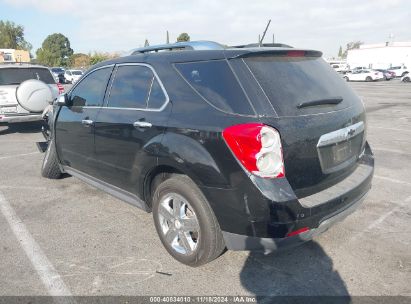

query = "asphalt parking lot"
[0, 80, 410, 297]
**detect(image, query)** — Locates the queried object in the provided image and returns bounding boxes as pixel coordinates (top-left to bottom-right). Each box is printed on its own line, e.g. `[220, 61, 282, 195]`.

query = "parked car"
[51, 67, 66, 84]
[401, 71, 410, 82]
[343, 69, 384, 82]
[375, 69, 395, 81]
[64, 69, 83, 84]
[388, 65, 409, 77]
[0, 63, 64, 124]
[40, 41, 374, 266]
[351, 66, 368, 71]
[330, 63, 349, 73]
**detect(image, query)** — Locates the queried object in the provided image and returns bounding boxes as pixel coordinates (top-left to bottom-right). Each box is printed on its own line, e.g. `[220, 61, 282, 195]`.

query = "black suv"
[40, 41, 374, 267]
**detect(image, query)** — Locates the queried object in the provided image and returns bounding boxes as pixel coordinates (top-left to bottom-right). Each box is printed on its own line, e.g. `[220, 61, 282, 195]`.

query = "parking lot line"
[365, 196, 411, 231]
[372, 147, 411, 156]
[369, 126, 411, 133]
[349, 195, 411, 243]
[374, 175, 411, 187]
[0, 191, 75, 300]
[0, 185, 47, 190]
[0, 151, 39, 160]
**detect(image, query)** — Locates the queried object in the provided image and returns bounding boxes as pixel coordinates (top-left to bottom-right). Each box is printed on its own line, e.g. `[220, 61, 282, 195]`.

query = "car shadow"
[239, 240, 350, 302]
[0, 121, 43, 135]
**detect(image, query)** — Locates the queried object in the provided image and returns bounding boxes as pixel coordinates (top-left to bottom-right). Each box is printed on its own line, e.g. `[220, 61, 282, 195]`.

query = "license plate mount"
[2, 106, 17, 113]
[332, 141, 353, 163]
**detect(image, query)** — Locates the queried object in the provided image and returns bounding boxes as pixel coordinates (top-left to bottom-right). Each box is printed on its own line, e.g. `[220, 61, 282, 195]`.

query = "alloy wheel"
[158, 193, 200, 255]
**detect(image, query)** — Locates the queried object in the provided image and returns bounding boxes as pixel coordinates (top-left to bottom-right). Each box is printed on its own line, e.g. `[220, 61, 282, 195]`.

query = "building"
[0, 49, 30, 63]
[347, 42, 411, 69]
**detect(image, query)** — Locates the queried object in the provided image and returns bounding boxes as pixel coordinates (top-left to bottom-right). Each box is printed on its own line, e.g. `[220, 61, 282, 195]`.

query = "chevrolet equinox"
[40, 41, 374, 266]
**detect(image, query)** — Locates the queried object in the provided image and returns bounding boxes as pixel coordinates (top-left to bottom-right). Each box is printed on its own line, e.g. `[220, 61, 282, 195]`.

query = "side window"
[175, 60, 254, 115]
[107, 65, 153, 109]
[70, 67, 112, 107]
[147, 77, 167, 109]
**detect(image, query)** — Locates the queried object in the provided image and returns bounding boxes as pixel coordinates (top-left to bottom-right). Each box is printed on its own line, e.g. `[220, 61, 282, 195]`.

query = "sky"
[1, 0, 410, 58]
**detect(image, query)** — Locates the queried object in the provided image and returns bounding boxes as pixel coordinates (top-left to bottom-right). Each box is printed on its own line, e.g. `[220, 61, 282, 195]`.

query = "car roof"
[0, 63, 49, 69]
[92, 41, 322, 69]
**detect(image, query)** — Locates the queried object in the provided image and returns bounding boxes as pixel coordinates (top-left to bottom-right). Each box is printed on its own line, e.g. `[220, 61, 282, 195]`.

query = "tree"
[338, 46, 343, 58]
[36, 33, 73, 66]
[0, 20, 32, 51]
[342, 41, 363, 59]
[89, 52, 119, 66]
[144, 39, 150, 47]
[69, 53, 90, 68]
[177, 33, 190, 42]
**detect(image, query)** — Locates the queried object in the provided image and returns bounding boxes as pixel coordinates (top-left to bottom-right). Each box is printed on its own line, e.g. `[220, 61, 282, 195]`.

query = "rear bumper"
[201, 143, 374, 251]
[0, 113, 42, 123]
[223, 191, 367, 251]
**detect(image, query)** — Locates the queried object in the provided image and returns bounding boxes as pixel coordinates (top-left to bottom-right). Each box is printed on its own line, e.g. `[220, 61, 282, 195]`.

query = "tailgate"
[242, 52, 368, 197]
[260, 105, 366, 197]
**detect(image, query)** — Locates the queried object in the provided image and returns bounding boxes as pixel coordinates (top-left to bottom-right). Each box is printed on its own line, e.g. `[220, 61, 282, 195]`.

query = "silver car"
[0, 63, 63, 124]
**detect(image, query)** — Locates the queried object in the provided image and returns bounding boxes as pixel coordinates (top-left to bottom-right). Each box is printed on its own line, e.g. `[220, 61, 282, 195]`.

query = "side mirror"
[56, 94, 68, 106]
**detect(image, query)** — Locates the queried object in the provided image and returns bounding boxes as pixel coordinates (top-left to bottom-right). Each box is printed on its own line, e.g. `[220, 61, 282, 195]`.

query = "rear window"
[245, 56, 359, 117]
[175, 60, 254, 115]
[0, 68, 55, 85]
[52, 68, 64, 74]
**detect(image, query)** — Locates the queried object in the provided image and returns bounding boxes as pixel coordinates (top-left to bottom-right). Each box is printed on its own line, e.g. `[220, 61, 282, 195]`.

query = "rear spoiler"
[230, 49, 323, 59]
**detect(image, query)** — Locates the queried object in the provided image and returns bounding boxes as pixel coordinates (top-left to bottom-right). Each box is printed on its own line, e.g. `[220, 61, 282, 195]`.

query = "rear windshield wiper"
[297, 97, 343, 109]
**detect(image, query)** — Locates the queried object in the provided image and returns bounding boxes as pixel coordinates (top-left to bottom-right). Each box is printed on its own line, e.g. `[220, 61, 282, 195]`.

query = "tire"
[344, 76, 349, 82]
[366, 76, 372, 82]
[152, 174, 225, 267]
[41, 139, 62, 179]
[403, 77, 410, 83]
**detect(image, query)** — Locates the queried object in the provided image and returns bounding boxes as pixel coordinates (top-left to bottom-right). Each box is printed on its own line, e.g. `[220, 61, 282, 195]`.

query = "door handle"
[133, 121, 152, 128]
[81, 119, 94, 127]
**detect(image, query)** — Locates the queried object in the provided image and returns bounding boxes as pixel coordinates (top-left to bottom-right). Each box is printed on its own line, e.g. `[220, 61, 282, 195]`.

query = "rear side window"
[108, 65, 166, 109]
[0, 68, 55, 85]
[148, 78, 167, 109]
[70, 67, 112, 107]
[175, 60, 254, 115]
[244, 56, 360, 117]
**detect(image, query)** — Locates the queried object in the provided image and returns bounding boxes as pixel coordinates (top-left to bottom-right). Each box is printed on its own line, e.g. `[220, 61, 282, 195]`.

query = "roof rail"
[129, 40, 225, 55]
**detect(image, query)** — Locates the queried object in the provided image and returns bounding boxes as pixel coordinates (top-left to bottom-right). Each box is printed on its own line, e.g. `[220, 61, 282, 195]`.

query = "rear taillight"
[56, 83, 64, 94]
[222, 123, 285, 178]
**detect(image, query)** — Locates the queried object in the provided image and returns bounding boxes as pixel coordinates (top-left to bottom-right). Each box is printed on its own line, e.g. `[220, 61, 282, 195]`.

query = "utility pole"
[166, 31, 170, 44]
